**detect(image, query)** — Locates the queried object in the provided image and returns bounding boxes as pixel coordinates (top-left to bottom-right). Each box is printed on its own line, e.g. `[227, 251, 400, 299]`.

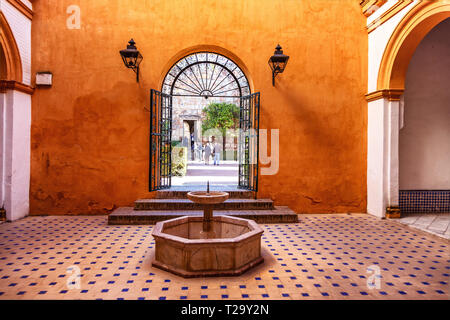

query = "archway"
[370, 2, 450, 218]
[399, 18, 450, 214]
[1, 13, 21, 221]
[162, 50, 251, 189]
[149, 46, 259, 192]
[377, 1, 450, 91]
[0, 12, 32, 222]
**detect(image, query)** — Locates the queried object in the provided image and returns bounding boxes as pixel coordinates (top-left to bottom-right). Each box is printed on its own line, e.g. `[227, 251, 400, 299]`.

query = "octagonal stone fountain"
[152, 182, 264, 277]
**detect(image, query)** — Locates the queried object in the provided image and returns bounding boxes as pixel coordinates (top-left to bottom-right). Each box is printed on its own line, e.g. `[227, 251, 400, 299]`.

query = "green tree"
[202, 102, 240, 160]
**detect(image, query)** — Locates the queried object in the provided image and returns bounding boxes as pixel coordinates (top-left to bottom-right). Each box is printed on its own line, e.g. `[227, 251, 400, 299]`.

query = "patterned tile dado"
[0, 214, 448, 300]
[399, 190, 450, 214]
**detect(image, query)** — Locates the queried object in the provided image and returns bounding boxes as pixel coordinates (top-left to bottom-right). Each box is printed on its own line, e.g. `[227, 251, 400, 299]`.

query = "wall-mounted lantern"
[119, 39, 143, 82]
[268, 44, 289, 86]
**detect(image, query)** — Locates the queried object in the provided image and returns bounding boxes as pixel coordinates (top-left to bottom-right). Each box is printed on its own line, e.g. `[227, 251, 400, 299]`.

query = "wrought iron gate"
[238, 92, 260, 191]
[149, 89, 172, 191]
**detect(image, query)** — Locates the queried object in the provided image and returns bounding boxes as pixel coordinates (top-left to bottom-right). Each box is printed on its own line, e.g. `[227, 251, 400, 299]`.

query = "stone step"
[155, 190, 254, 199]
[108, 206, 298, 225]
[134, 198, 274, 211]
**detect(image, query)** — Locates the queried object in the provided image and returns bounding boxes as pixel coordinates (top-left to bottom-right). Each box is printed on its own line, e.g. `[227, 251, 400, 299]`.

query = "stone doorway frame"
[181, 116, 201, 161]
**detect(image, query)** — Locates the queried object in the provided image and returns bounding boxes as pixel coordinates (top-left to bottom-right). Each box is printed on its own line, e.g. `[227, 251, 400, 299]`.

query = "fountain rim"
[186, 191, 230, 196]
[152, 215, 263, 244]
[186, 191, 230, 206]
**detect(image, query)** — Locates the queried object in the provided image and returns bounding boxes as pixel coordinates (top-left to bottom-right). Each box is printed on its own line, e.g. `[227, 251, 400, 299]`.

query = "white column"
[1, 89, 31, 221]
[367, 98, 387, 218]
[367, 97, 401, 218]
[386, 99, 400, 209]
[0, 92, 5, 210]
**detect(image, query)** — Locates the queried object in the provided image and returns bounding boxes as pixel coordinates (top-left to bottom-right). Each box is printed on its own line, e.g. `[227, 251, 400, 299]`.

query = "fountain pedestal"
[200, 204, 214, 237]
[187, 191, 230, 238]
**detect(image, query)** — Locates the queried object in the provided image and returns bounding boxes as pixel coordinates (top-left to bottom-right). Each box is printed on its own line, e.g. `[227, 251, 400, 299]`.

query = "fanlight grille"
[162, 52, 251, 99]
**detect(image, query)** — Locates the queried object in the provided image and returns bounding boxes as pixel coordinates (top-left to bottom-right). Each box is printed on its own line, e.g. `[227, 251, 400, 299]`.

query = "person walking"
[204, 142, 212, 165]
[190, 134, 195, 161]
[195, 142, 203, 162]
[213, 142, 222, 166]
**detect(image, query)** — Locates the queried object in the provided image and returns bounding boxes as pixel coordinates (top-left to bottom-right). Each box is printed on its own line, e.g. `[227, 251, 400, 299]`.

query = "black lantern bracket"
[120, 39, 143, 82]
[268, 44, 289, 86]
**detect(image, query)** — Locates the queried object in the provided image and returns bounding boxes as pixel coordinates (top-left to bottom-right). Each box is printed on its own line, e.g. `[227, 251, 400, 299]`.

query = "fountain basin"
[187, 191, 229, 204]
[152, 215, 264, 277]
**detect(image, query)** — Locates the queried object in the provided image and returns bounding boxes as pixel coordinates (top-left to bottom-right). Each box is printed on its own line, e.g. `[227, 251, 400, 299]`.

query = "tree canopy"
[202, 102, 240, 160]
[201, 102, 239, 135]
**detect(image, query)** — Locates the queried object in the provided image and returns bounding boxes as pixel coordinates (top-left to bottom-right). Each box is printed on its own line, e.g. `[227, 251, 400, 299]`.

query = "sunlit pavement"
[397, 213, 450, 240]
[172, 160, 239, 188]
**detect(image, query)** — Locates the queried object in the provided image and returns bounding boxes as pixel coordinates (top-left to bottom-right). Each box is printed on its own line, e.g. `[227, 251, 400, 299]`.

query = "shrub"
[172, 146, 187, 176]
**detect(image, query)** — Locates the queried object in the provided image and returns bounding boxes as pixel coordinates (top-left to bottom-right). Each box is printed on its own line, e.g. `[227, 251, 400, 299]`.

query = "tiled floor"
[397, 213, 450, 240]
[0, 214, 448, 300]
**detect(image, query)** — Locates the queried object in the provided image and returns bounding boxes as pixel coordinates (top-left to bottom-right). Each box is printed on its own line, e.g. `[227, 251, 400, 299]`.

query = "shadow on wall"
[277, 80, 338, 147]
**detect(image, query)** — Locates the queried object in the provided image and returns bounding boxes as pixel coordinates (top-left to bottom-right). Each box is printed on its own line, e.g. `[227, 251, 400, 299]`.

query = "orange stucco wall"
[30, 0, 367, 215]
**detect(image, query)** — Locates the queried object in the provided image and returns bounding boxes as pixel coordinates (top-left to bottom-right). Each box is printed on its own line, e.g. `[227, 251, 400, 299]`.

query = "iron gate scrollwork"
[238, 92, 260, 191]
[149, 89, 173, 191]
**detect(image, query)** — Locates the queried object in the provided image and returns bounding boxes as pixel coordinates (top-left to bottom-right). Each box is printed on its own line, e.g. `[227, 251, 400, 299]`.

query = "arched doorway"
[1, 11, 32, 222]
[399, 18, 450, 214]
[149, 49, 260, 192]
[367, 2, 450, 218]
